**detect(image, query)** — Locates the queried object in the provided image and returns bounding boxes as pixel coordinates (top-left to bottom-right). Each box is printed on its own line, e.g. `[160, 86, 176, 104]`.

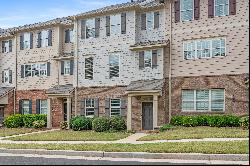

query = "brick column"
[153, 95, 158, 129]
[127, 95, 132, 130]
[47, 98, 52, 128]
[67, 97, 71, 129]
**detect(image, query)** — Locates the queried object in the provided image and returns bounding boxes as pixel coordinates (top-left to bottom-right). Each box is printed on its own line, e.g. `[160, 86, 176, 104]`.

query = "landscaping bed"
[138, 127, 249, 141]
[0, 141, 248, 154]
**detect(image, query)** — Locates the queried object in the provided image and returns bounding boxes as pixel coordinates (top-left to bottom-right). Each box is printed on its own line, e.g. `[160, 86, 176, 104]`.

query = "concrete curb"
[0, 148, 248, 161]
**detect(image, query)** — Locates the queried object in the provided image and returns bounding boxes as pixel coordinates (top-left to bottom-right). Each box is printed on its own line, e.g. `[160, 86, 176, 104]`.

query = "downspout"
[168, 0, 173, 123]
[14, 35, 18, 114]
[74, 17, 79, 117]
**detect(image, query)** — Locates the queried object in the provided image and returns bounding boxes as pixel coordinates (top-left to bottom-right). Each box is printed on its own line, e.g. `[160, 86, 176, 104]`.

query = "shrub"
[182, 116, 199, 127]
[23, 114, 47, 128]
[33, 120, 46, 129]
[170, 116, 184, 126]
[92, 117, 110, 132]
[60, 121, 68, 130]
[109, 116, 126, 131]
[159, 124, 174, 132]
[4, 114, 24, 128]
[240, 116, 249, 130]
[69, 116, 92, 131]
[196, 115, 209, 126]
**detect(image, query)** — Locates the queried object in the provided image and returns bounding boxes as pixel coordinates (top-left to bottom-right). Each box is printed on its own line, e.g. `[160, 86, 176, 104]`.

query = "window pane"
[181, 0, 193, 21]
[110, 108, 121, 116]
[86, 99, 94, 107]
[22, 100, 30, 114]
[196, 90, 209, 111]
[25, 65, 31, 77]
[86, 108, 95, 117]
[182, 90, 194, 110]
[64, 61, 71, 74]
[109, 54, 119, 78]
[144, 51, 152, 67]
[85, 57, 93, 80]
[182, 101, 195, 110]
[41, 30, 48, 47]
[110, 14, 121, 36]
[211, 90, 224, 111]
[146, 12, 153, 29]
[86, 19, 95, 38]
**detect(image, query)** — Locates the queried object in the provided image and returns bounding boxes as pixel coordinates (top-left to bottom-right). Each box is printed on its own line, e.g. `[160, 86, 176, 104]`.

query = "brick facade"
[3, 90, 14, 117]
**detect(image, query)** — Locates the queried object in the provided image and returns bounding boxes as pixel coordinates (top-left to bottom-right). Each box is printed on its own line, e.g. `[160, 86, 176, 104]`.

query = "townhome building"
[0, 0, 249, 131]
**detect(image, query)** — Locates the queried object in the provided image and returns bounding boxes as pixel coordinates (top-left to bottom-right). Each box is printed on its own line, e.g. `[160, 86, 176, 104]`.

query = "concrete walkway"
[0, 132, 248, 144]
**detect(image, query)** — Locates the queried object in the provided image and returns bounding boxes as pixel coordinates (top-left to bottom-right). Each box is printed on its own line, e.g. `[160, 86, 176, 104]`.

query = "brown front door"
[142, 102, 153, 130]
[0, 107, 4, 125]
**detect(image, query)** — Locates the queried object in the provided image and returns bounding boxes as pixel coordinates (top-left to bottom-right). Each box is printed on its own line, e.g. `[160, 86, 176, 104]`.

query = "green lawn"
[6, 130, 131, 141]
[0, 128, 39, 137]
[0, 141, 248, 154]
[139, 127, 249, 141]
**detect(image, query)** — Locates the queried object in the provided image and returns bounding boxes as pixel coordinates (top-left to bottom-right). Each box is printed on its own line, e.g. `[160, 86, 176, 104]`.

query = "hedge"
[69, 116, 93, 131]
[170, 115, 241, 127]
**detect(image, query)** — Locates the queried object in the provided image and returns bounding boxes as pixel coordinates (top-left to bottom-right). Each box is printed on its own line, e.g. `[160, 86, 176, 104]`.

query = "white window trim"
[109, 54, 120, 79]
[85, 19, 96, 39]
[183, 37, 227, 60]
[84, 56, 94, 80]
[3, 41, 9, 53]
[85, 99, 95, 118]
[64, 60, 71, 75]
[40, 100, 48, 114]
[3, 70, 9, 83]
[214, 0, 230, 17]
[110, 14, 122, 36]
[182, 89, 225, 112]
[146, 12, 154, 30]
[180, 0, 194, 22]
[144, 50, 153, 68]
[22, 100, 30, 114]
[41, 30, 49, 47]
[23, 32, 31, 49]
[110, 98, 121, 117]
[24, 63, 47, 78]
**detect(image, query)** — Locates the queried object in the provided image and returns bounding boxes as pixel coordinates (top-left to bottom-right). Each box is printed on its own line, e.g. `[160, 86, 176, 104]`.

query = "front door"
[142, 102, 153, 130]
[0, 107, 4, 125]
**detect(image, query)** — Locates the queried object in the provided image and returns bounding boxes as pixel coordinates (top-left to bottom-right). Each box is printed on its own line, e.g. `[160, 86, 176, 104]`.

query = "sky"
[0, 0, 129, 29]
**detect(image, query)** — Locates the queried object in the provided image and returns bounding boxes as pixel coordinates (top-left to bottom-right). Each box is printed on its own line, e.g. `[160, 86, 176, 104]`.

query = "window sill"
[181, 110, 225, 113]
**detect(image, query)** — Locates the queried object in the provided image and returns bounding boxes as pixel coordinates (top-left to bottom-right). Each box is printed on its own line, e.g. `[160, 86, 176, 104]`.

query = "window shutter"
[154, 12, 160, 29]
[152, 50, 158, 68]
[121, 13, 127, 34]
[36, 99, 40, 114]
[19, 100, 23, 114]
[48, 30, 53, 46]
[139, 51, 145, 69]
[121, 99, 127, 117]
[175, 0, 181, 22]
[106, 16, 111, 36]
[37, 32, 41, 48]
[95, 18, 101, 38]
[65, 29, 70, 43]
[229, 0, 236, 15]
[61, 61, 65, 75]
[81, 20, 86, 39]
[9, 40, 12, 52]
[29, 100, 32, 114]
[2, 71, 4, 83]
[194, 0, 200, 20]
[80, 99, 85, 116]
[1, 41, 4, 53]
[21, 65, 24, 78]
[105, 98, 110, 117]
[208, 0, 215, 18]
[141, 13, 147, 30]
[30, 32, 33, 49]
[94, 98, 99, 117]
[70, 60, 74, 75]
[9, 70, 12, 83]
[20, 33, 24, 50]
[47, 62, 51, 76]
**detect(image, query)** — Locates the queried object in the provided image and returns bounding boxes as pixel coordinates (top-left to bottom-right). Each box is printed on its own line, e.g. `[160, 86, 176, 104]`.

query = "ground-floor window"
[110, 99, 121, 117]
[182, 89, 225, 111]
[85, 99, 95, 117]
[40, 100, 48, 114]
[22, 100, 31, 114]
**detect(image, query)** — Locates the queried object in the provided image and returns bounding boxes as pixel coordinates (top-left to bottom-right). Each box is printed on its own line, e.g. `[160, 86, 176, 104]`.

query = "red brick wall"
[4, 90, 14, 117]
[51, 98, 63, 127]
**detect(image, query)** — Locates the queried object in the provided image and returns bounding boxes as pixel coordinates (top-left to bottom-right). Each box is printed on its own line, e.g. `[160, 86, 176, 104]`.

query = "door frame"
[0, 107, 4, 125]
[141, 102, 153, 130]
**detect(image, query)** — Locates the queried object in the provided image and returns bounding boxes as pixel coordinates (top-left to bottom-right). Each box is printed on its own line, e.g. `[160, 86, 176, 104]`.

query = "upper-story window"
[37, 29, 52, 48]
[65, 29, 74, 43]
[81, 18, 100, 39]
[215, 0, 229, 16]
[183, 38, 226, 60]
[64, 60, 71, 75]
[139, 50, 158, 69]
[2, 70, 12, 84]
[61, 60, 74, 75]
[106, 13, 126, 36]
[180, 0, 194, 21]
[23, 33, 31, 49]
[109, 54, 120, 79]
[41, 30, 48, 47]
[86, 19, 96, 38]
[141, 11, 160, 30]
[85, 57, 93, 80]
[1, 40, 12, 53]
[21, 62, 50, 78]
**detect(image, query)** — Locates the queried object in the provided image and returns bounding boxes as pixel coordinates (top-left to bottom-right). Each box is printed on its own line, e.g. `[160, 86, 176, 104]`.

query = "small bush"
[159, 124, 174, 132]
[170, 116, 184, 126]
[240, 116, 249, 130]
[109, 116, 126, 131]
[60, 121, 68, 130]
[33, 120, 46, 129]
[182, 116, 199, 127]
[92, 117, 110, 132]
[4, 114, 24, 128]
[23, 114, 47, 128]
[70, 116, 92, 131]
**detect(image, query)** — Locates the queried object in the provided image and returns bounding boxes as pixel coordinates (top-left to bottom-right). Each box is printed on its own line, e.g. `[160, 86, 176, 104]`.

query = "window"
[85, 57, 93, 80]
[23, 33, 30, 49]
[22, 100, 30, 114]
[40, 100, 48, 114]
[65, 29, 74, 43]
[109, 54, 119, 78]
[3, 70, 9, 83]
[182, 89, 225, 111]
[110, 14, 121, 36]
[146, 12, 154, 29]
[24, 63, 47, 78]
[85, 99, 95, 117]
[2, 41, 9, 53]
[215, 0, 229, 17]
[180, 0, 194, 21]
[144, 50, 152, 68]
[183, 38, 226, 60]
[41, 30, 49, 47]
[86, 19, 95, 38]
[110, 99, 121, 117]
[64, 60, 71, 75]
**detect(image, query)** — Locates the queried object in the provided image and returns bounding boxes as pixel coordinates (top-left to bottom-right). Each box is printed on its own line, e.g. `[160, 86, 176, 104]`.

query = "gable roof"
[127, 79, 164, 91]
[0, 87, 15, 98]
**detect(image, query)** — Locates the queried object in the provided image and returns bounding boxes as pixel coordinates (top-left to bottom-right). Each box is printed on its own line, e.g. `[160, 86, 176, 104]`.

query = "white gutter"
[74, 17, 79, 117]
[14, 35, 18, 114]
